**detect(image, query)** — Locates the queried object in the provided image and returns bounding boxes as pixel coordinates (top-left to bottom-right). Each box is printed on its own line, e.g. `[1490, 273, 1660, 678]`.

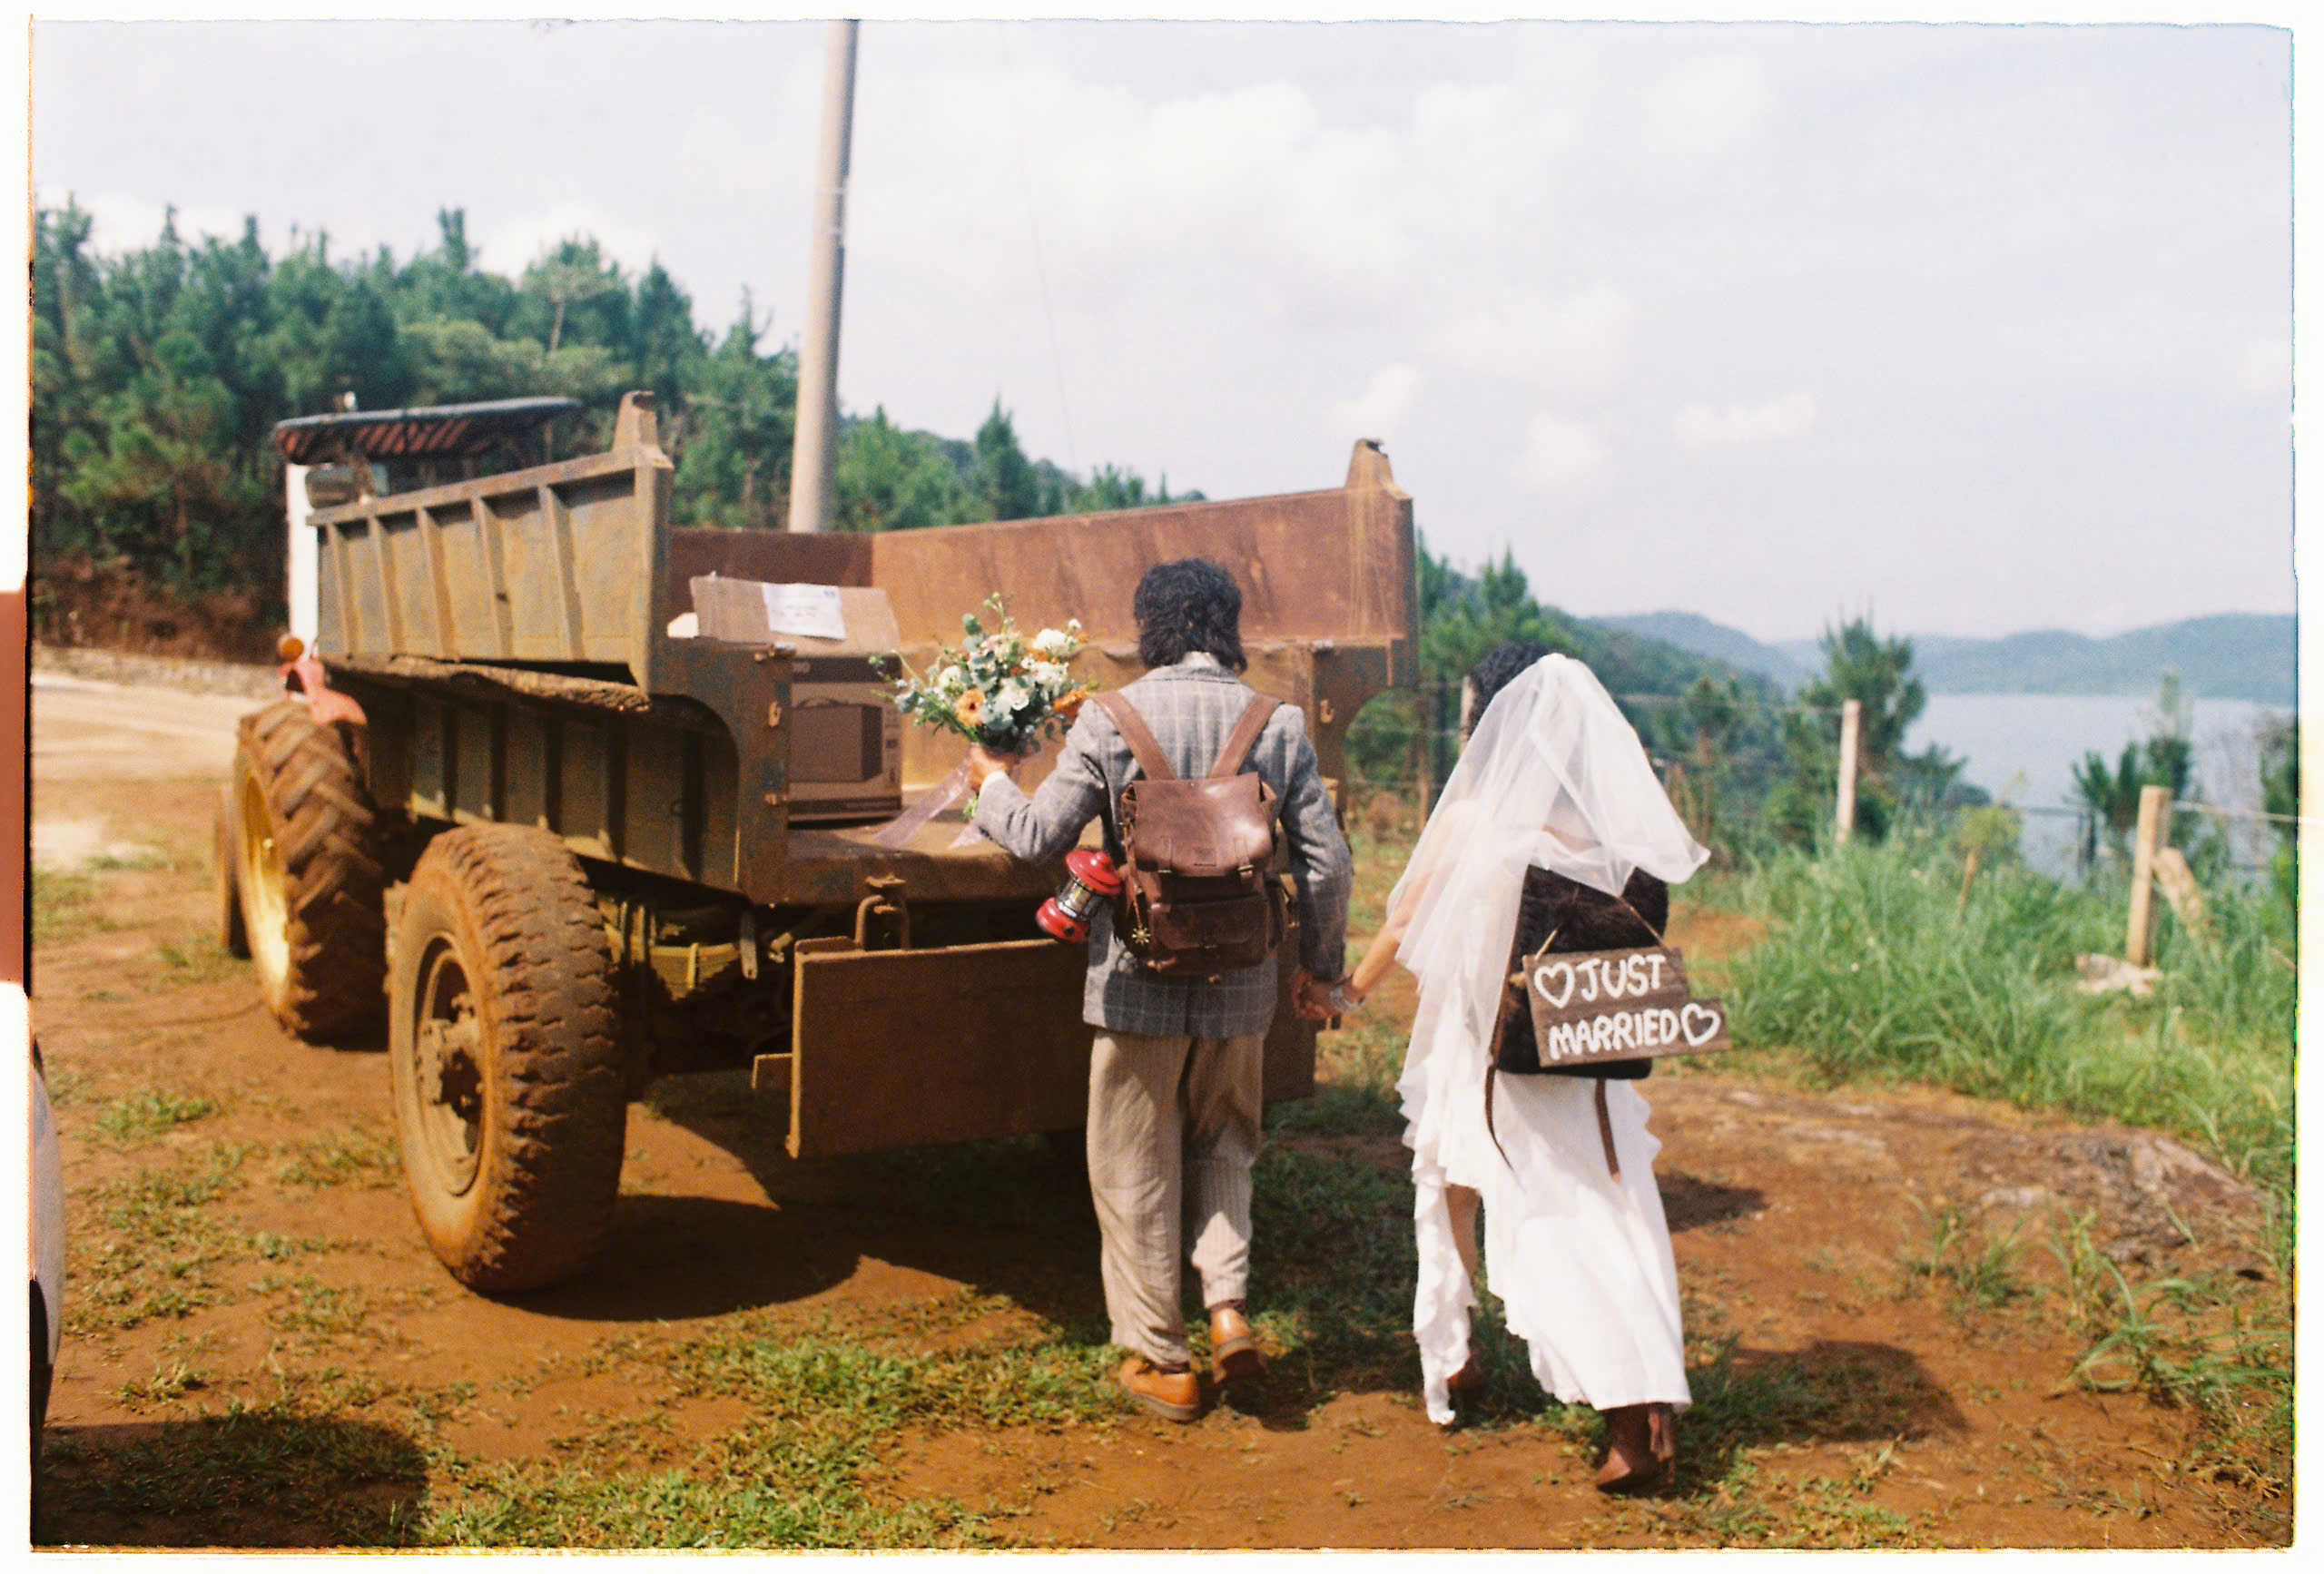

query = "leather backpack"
[1092, 689, 1285, 979]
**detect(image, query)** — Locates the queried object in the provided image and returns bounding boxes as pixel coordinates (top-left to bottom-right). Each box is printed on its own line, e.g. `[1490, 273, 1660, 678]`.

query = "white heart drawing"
[1680, 1002, 1722, 1047]
[1532, 960, 1576, 1010]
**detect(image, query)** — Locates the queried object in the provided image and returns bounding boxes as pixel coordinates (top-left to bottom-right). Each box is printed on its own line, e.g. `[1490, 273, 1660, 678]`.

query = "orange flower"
[1055, 686, 1090, 723]
[958, 688, 986, 730]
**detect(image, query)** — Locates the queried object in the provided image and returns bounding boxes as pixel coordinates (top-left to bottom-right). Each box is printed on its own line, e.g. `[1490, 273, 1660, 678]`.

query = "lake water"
[1905, 694, 2292, 878]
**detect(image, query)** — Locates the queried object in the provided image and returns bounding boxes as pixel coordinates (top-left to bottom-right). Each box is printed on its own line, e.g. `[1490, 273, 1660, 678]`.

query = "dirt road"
[27, 676, 2287, 1549]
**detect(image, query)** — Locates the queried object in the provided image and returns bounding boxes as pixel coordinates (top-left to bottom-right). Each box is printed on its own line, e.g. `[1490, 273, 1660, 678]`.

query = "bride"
[1317, 644, 1708, 1491]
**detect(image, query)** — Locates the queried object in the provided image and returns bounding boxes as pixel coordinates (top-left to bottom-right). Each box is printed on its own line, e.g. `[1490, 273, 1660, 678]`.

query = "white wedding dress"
[1391, 655, 1708, 1425]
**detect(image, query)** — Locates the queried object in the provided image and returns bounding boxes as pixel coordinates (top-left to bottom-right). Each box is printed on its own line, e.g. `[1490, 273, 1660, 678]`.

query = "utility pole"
[786, 18, 859, 535]
[1834, 698, 1862, 845]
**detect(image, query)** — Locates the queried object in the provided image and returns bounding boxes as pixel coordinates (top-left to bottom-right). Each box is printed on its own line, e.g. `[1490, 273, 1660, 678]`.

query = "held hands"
[1292, 969, 1357, 1024]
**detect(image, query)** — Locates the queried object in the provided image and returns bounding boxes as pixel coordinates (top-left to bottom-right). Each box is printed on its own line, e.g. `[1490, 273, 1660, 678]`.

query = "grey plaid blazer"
[974, 654, 1354, 1038]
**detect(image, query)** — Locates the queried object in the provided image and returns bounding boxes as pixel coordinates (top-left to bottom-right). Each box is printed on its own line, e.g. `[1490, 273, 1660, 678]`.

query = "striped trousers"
[1086, 1028, 1265, 1366]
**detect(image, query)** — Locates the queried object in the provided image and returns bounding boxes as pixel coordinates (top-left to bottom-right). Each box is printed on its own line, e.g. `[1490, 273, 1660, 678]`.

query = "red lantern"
[1038, 850, 1123, 944]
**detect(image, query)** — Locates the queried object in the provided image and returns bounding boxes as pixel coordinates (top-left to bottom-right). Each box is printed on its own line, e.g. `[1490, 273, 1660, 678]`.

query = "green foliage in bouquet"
[877, 595, 1095, 756]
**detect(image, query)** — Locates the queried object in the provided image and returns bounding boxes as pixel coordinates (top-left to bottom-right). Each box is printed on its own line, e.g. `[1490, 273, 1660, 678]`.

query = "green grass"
[1896, 1203, 2034, 1316]
[1715, 832, 2294, 1524]
[67, 1143, 255, 1332]
[38, 1391, 431, 1546]
[93, 1087, 222, 1146]
[272, 1130, 403, 1191]
[1718, 835, 2294, 1191]
[32, 868, 117, 942]
[414, 1304, 1124, 1549]
[155, 935, 247, 987]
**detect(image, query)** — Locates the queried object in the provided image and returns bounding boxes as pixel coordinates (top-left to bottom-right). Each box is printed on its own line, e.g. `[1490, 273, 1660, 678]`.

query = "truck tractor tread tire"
[389, 824, 628, 1294]
[212, 787, 250, 959]
[233, 700, 387, 1040]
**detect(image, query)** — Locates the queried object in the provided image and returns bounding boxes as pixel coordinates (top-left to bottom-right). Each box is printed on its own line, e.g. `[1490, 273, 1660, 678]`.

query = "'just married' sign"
[1518, 944, 1732, 1068]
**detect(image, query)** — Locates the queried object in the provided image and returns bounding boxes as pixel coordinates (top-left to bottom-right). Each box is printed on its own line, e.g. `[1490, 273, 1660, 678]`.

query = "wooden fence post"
[1835, 699, 1862, 845]
[2126, 784, 2172, 968]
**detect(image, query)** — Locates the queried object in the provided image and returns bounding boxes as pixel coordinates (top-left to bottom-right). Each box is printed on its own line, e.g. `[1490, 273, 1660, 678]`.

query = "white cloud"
[1674, 392, 1817, 448]
[477, 202, 665, 279]
[1510, 412, 1609, 492]
[2236, 337, 2290, 396]
[1428, 283, 1634, 398]
[1645, 54, 1770, 163]
[1333, 364, 1421, 442]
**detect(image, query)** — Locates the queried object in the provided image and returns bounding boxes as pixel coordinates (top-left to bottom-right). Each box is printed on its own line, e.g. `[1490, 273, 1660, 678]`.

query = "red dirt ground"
[29, 683, 2286, 1549]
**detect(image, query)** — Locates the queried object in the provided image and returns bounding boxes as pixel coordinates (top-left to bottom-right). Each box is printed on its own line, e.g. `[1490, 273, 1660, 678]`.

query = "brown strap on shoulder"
[1091, 691, 1177, 782]
[1208, 694, 1282, 779]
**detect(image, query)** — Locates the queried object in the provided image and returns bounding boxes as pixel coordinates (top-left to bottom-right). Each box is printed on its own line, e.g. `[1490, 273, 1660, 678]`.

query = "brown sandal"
[1593, 1403, 1672, 1493]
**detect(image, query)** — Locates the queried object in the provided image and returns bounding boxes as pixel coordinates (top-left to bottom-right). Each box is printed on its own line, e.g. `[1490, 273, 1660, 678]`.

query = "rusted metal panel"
[774, 933, 1312, 1155]
[312, 447, 672, 674]
[700, 728, 740, 889]
[362, 684, 413, 811]
[641, 638, 792, 903]
[504, 709, 550, 831]
[785, 938, 1092, 1156]
[622, 719, 689, 878]
[661, 528, 873, 627]
[320, 428, 1411, 920]
[561, 720, 616, 861]
[452, 703, 496, 823]
[409, 694, 449, 820]
[861, 454, 1413, 658]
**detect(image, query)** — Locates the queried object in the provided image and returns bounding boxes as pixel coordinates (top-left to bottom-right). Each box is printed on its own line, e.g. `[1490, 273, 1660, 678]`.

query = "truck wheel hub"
[411, 944, 485, 1195]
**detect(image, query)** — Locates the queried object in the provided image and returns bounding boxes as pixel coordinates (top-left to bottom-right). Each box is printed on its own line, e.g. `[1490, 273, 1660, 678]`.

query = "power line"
[995, 24, 1078, 479]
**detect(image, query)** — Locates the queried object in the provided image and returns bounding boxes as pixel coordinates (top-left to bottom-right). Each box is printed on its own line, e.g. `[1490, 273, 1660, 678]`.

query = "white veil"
[1392, 654, 1709, 1105]
[1390, 654, 1706, 1422]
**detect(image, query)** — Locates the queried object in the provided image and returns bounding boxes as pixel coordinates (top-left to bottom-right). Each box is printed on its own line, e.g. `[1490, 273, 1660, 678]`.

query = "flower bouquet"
[871, 596, 1096, 846]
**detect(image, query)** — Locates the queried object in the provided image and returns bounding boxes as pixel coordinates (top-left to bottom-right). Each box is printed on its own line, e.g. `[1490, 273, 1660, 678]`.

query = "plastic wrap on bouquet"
[869, 748, 1045, 851]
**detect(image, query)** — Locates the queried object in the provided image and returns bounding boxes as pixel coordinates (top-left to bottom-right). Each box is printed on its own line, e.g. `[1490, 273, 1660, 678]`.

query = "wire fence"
[1343, 679, 2296, 885]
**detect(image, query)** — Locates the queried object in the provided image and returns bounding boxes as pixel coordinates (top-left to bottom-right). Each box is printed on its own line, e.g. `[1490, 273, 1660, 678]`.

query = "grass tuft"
[94, 1087, 222, 1146]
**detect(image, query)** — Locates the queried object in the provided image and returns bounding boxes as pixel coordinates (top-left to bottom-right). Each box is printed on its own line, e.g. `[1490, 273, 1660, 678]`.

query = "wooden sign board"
[1521, 944, 1732, 1068]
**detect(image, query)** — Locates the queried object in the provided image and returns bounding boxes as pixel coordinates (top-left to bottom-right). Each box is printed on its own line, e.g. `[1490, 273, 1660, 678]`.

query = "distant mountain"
[1909, 615, 2295, 704]
[1770, 615, 2294, 705]
[1588, 612, 1810, 688]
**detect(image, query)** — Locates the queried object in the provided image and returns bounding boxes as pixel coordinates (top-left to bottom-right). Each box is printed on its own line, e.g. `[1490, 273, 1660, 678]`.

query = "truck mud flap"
[760, 938, 1315, 1159]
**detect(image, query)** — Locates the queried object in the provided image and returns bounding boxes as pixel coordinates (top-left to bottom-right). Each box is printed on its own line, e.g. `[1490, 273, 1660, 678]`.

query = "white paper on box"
[759, 582, 848, 642]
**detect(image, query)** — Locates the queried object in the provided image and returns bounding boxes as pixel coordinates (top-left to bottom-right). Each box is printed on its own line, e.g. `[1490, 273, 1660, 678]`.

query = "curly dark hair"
[1463, 639, 1551, 733]
[1133, 558, 1247, 672]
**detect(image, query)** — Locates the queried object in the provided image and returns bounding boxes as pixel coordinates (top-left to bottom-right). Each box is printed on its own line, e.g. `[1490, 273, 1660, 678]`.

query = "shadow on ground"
[36, 1414, 428, 1548]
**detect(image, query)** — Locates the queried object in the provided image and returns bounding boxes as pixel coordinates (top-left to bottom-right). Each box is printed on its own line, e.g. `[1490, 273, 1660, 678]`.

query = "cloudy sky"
[31, 18, 2293, 643]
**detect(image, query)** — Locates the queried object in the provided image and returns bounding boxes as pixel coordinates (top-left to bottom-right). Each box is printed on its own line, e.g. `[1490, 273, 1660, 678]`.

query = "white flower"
[1033, 627, 1075, 658]
[995, 682, 1032, 713]
[939, 665, 967, 694]
[1027, 659, 1068, 690]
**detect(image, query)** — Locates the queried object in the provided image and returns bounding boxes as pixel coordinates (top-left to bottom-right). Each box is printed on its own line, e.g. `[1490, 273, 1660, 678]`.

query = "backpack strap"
[1091, 691, 1177, 782]
[1208, 694, 1283, 779]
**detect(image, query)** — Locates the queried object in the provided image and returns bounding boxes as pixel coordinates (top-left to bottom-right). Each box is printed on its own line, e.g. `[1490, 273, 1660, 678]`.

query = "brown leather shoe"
[1208, 1303, 1263, 1385]
[1118, 1357, 1201, 1423]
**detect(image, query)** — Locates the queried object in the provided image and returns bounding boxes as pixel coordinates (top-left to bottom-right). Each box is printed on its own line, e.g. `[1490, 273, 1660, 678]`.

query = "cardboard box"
[689, 576, 903, 825]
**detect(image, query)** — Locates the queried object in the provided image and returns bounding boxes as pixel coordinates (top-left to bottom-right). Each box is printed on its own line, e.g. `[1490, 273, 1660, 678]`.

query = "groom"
[965, 559, 1353, 1422]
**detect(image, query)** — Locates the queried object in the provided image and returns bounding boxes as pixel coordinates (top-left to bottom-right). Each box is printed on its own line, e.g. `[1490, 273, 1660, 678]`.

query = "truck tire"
[232, 700, 387, 1039]
[212, 787, 249, 959]
[388, 824, 629, 1293]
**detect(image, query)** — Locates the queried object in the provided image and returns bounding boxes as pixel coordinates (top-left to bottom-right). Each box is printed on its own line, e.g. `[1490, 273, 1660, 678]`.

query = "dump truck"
[218, 390, 1418, 1293]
